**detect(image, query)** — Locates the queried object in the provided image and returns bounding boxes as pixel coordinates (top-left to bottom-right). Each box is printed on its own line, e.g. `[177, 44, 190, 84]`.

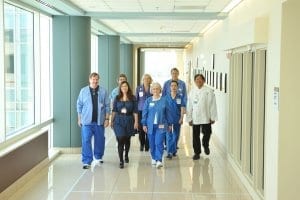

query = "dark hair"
[171, 68, 179, 73]
[118, 73, 127, 80]
[170, 80, 178, 86]
[194, 74, 205, 82]
[89, 72, 99, 79]
[117, 81, 135, 101]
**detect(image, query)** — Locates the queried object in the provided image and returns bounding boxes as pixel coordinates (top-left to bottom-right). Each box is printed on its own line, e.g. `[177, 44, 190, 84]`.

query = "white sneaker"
[151, 159, 156, 165]
[156, 161, 163, 168]
[94, 158, 104, 164]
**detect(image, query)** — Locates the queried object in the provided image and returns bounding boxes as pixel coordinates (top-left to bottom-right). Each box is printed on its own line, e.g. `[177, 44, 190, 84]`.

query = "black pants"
[192, 124, 212, 155]
[117, 136, 131, 162]
[138, 111, 149, 150]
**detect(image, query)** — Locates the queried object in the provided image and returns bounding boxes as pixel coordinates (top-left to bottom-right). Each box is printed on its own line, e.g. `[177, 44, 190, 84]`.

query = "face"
[143, 75, 152, 85]
[194, 76, 205, 88]
[171, 70, 179, 80]
[120, 83, 129, 94]
[118, 77, 127, 86]
[89, 75, 99, 89]
[151, 85, 161, 96]
[170, 82, 178, 93]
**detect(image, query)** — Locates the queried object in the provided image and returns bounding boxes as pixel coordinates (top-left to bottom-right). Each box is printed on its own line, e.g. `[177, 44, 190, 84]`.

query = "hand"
[168, 126, 172, 132]
[110, 122, 114, 129]
[104, 119, 109, 128]
[188, 120, 193, 126]
[143, 126, 148, 133]
[77, 119, 82, 127]
[134, 122, 139, 130]
[178, 118, 183, 125]
[210, 120, 215, 124]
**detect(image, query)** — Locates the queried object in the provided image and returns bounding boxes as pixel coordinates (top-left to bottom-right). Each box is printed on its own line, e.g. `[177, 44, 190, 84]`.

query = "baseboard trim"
[53, 147, 81, 154]
[212, 134, 264, 200]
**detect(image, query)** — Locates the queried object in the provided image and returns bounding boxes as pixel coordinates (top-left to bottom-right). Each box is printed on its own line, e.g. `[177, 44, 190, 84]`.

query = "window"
[4, 4, 34, 137]
[40, 14, 52, 122]
[91, 34, 98, 73]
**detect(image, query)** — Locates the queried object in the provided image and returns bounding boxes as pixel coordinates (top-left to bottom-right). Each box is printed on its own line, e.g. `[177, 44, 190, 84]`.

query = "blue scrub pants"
[166, 123, 181, 155]
[81, 123, 105, 165]
[148, 125, 166, 162]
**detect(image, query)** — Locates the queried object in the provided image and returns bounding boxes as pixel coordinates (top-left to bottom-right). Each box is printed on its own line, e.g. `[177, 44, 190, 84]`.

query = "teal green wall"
[98, 35, 120, 93]
[53, 16, 91, 147]
[120, 44, 133, 86]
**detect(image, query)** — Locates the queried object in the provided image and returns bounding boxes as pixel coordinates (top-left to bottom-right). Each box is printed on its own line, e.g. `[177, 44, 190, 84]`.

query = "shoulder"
[80, 86, 89, 93]
[178, 79, 186, 85]
[204, 86, 214, 93]
[99, 86, 108, 93]
[163, 79, 171, 86]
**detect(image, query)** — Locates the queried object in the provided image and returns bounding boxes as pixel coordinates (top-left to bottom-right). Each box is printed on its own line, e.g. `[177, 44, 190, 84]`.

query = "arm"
[162, 80, 168, 96]
[104, 90, 111, 128]
[133, 96, 139, 129]
[141, 99, 149, 133]
[182, 81, 188, 113]
[186, 90, 193, 123]
[179, 95, 186, 124]
[76, 90, 83, 127]
[209, 91, 218, 123]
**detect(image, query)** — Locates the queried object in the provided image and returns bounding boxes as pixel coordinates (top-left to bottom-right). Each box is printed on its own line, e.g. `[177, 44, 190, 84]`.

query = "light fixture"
[222, 0, 243, 12]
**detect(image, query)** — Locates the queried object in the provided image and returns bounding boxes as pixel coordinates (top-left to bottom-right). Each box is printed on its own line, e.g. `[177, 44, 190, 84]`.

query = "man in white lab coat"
[186, 74, 218, 160]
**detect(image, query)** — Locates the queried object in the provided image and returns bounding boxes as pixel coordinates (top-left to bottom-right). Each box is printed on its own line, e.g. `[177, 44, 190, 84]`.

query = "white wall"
[185, 0, 282, 199]
[278, 0, 300, 199]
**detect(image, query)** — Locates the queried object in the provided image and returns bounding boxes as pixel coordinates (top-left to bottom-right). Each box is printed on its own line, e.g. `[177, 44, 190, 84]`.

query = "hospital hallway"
[8, 124, 252, 200]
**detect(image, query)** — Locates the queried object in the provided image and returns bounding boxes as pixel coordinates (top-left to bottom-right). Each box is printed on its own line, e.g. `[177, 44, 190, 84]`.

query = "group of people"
[76, 68, 218, 170]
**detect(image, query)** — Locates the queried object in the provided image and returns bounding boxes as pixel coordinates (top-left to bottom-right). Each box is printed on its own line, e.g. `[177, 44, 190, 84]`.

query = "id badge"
[121, 107, 127, 113]
[176, 98, 181, 104]
[149, 102, 155, 107]
[158, 124, 164, 129]
[139, 91, 144, 97]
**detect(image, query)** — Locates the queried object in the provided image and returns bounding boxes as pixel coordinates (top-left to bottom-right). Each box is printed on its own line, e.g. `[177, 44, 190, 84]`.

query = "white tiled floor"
[8, 124, 253, 200]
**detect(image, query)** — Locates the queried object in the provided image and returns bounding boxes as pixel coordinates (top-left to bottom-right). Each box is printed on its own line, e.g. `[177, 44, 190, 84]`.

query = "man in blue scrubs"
[77, 72, 110, 169]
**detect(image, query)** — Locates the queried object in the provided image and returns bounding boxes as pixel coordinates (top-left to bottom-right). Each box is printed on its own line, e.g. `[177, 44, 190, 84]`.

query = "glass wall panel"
[4, 4, 34, 136]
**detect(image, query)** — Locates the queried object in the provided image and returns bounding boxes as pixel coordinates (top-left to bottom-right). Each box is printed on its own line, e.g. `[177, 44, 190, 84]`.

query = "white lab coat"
[186, 85, 218, 124]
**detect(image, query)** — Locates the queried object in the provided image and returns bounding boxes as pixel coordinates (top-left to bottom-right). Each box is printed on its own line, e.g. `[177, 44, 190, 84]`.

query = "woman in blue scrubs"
[141, 82, 172, 169]
[165, 80, 186, 159]
[111, 81, 138, 168]
[135, 74, 152, 151]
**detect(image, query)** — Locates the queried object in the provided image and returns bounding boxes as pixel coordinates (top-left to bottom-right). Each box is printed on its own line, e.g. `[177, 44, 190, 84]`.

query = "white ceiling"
[23, 0, 237, 47]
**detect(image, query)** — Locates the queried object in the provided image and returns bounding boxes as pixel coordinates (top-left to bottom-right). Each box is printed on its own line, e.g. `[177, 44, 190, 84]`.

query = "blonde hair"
[141, 73, 153, 84]
[151, 82, 162, 92]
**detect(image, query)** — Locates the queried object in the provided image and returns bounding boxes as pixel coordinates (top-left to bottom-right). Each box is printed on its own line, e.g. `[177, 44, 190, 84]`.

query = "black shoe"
[82, 164, 90, 169]
[119, 162, 124, 169]
[192, 154, 200, 160]
[204, 147, 210, 155]
[125, 157, 129, 163]
[172, 152, 177, 157]
[145, 148, 149, 152]
[166, 154, 172, 159]
[140, 146, 144, 151]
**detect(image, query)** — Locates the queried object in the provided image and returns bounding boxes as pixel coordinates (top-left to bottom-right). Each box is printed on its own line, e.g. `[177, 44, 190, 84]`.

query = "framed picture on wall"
[216, 72, 218, 89]
[224, 73, 227, 93]
[212, 54, 215, 70]
[220, 72, 223, 91]
[212, 71, 215, 87]
[209, 71, 212, 86]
